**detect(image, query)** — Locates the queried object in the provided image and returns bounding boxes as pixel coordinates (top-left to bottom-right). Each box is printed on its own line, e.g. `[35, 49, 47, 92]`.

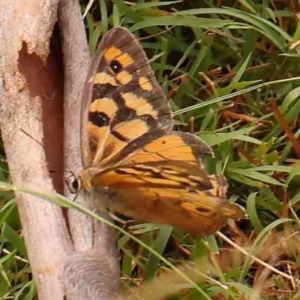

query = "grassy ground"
[1, 0, 300, 299]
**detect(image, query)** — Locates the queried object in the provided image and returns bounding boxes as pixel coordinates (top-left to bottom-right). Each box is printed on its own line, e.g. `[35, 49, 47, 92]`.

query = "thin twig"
[216, 231, 294, 282]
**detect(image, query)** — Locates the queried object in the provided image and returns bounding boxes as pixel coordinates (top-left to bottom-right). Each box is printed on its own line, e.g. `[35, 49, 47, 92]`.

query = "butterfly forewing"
[123, 131, 214, 165]
[81, 27, 172, 169]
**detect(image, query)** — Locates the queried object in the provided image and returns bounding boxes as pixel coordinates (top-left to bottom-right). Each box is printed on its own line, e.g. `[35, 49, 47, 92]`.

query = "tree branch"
[0, 0, 71, 298]
[59, 0, 121, 298]
[0, 0, 122, 299]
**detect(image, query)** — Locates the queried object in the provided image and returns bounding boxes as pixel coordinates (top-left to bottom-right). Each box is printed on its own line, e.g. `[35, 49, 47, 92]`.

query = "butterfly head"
[67, 174, 81, 194]
[67, 168, 103, 194]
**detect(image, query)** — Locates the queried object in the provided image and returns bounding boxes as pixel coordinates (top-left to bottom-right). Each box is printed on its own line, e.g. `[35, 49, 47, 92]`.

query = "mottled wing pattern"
[105, 187, 239, 235]
[91, 159, 244, 235]
[88, 132, 245, 234]
[81, 27, 172, 170]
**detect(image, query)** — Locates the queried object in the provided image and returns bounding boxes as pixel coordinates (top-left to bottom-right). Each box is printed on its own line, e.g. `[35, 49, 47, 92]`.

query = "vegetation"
[1, 0, 300, 299]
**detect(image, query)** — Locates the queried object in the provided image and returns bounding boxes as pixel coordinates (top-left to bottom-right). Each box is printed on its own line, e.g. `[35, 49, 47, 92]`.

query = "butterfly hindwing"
[105, 187, 229, 235]
[90, 131, 218, 191]
[81, 27, 172, 169]
[90, 160, 244, 235]
[87, 133, 245, 234]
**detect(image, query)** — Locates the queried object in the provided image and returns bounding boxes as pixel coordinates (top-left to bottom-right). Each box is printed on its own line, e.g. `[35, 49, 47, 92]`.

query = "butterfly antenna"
[20, 128, 44, 147]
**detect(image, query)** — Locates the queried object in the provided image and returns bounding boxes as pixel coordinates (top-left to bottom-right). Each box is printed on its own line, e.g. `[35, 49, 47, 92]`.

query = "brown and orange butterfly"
[70, 27, 245, 235]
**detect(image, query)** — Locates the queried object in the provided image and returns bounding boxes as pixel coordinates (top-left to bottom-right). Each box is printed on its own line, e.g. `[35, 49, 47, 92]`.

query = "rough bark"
[0, 0, 71, 298]
[0, 0, 122, 299]
[59, 1, 121, 298]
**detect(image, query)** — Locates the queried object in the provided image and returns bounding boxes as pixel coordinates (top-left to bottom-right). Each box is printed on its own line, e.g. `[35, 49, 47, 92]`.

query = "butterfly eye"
[67, 174, 81, 194]
[109, 60, 122, 74]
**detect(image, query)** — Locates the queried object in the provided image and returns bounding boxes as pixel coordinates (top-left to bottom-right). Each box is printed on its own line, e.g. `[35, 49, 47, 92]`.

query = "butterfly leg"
[108, 211, 135, 226]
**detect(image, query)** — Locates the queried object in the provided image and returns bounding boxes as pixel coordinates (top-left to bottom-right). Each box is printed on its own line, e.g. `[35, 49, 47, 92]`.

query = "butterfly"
[69, 27, 245, 235]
